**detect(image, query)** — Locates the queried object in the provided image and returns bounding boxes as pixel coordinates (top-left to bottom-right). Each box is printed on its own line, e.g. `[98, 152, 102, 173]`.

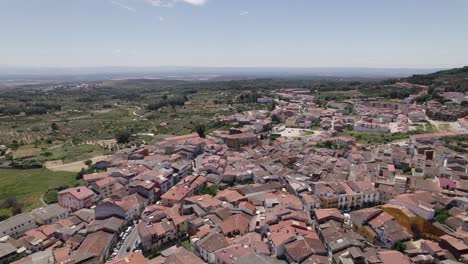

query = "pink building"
[58, 186, 96, 211]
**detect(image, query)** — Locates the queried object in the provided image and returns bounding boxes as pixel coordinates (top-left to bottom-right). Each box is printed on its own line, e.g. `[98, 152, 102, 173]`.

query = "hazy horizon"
[1, 0, 468, 69]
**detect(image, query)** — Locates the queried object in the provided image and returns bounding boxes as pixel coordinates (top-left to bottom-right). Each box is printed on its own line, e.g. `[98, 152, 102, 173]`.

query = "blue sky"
[1, 0, 467, 68]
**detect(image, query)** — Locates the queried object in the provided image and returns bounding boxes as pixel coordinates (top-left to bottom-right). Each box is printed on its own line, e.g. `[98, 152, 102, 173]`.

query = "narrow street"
[115, 227, 140, 259]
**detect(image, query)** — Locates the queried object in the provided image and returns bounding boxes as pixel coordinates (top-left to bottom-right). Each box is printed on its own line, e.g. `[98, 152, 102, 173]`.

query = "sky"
[1, 0, 468, 69]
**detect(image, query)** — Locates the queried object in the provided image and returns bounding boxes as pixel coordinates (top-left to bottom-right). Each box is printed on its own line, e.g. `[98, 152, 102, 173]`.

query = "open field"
[0, 168, 77, 212]
[45, 155, 110, 172]
[44, 144, 107, 163]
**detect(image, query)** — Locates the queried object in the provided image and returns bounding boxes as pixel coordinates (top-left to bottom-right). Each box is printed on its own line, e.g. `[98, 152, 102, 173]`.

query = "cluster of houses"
[265, 89, 429, 134]
[1, 88, 467, 264]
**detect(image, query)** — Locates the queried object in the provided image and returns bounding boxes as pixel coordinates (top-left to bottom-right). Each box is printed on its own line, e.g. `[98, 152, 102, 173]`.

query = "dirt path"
[40, 193, 47, 206]
[45, 155, 110, 172]
[132, 106, 144, 117]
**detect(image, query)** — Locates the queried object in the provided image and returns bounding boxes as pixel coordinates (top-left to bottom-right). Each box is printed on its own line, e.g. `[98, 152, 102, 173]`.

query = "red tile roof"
[59, 186, 94, 200]
[108, 252, 148, 264]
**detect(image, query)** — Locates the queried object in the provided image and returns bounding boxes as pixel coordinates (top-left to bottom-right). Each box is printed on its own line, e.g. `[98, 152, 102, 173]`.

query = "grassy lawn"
[338, 131, 410, 145]
[0, 168, 77, 211]
[181, 239, 191, 250]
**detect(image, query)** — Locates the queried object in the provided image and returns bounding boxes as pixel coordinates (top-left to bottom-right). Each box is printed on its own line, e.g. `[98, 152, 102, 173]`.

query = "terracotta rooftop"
[314, 208, 344, 223]
[108, 252, 149, 264]
[59, 186, 94, 200]
[83, 172, 109, 182]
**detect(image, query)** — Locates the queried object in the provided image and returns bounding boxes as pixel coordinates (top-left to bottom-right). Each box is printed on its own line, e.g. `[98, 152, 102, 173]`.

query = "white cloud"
[240, 11, 249, 16]
[109, 0, 136, 12]
[145, 0, 208, 7]
[183, 0, 208, 6]
[159, 16, 165, 21]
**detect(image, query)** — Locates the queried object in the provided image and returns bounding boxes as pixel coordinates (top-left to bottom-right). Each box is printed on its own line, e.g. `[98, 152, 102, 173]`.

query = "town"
[1, 82, 467, 264]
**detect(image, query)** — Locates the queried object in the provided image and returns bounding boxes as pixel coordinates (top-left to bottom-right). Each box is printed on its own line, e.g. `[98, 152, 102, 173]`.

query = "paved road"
[116, 227, 140, 259]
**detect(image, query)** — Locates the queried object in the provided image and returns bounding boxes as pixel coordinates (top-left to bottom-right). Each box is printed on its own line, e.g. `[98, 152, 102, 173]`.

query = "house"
[347, 181, 380, 207]
[128, 179, 158, 204]
[268, 220, 315, 257]
[83, 172, 109, 186]
[438, 234, 468, 260]
[219, 214, 250, 237]
[31, 204, 70, 225]
[314, 208, 344, 224]
[75, 230, 115, 263]
[215, 189, 245, 205]
[92, 176, 126, 198]
[138, 219, 178, 252]
[377, 250, 411, 264]
[331, 136, 355, 148]
[420, 239, 449, 260]
[13, 250, 55, 264]
[257, 97, 273, 104]
[107, 252, 149, 264]
[0, 213, 36, 238]
[0, 242, 17, 264]
[95, 193, 146, 222]
[225, 133, 258, 150]
[161, 175, 207, 207]
[389, 192, 436, 220]
[184, 195, 223, 212]
[408, 110, 427, 122]
[300, 193, 321, 211]
[58, 186, 96, 212]
[234, 253, 286, 264]
[354, 120, 390, 133]
[237, 201, 256, 216]
[87, 217, 125, 234]
[163, 247, 205, 264]
[194, 232, 230, 263]
[366, 211, 411, 247]
[349, 208, 382, 244]
[213, 243, 255, 264]
[283, 237, 327, 263]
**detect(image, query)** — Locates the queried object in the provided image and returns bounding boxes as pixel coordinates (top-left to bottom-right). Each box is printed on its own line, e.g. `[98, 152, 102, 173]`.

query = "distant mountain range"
[0, 66, 445, 84]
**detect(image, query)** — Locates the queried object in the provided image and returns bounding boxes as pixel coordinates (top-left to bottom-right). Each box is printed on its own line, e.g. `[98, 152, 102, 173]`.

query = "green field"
[44, 144, 106, 163]
[0, 168, 77, 213]
[338, 131, 410, 145]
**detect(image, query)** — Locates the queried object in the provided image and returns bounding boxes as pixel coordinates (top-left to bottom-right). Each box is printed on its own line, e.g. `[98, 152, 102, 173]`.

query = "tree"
[1, 197, 23, 216]
[435, 208, 449, 224]
[268, 100, 277, 111]
[271, 114, 281, 124]
[345, 104, 354, 114]
[10, 140, 19, 150]
[393, 241, 406, 252]
[51, 122, 59, 131]
[76, 167, 87, 180]
[194, 124, 206, 138]
[115, 130, 132, 144]
[84, 160, 93, 166]
[201, 185, 218, 196]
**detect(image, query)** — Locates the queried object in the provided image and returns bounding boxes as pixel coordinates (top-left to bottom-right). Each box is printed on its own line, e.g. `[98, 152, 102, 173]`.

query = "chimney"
[77, 188, 81, 192]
